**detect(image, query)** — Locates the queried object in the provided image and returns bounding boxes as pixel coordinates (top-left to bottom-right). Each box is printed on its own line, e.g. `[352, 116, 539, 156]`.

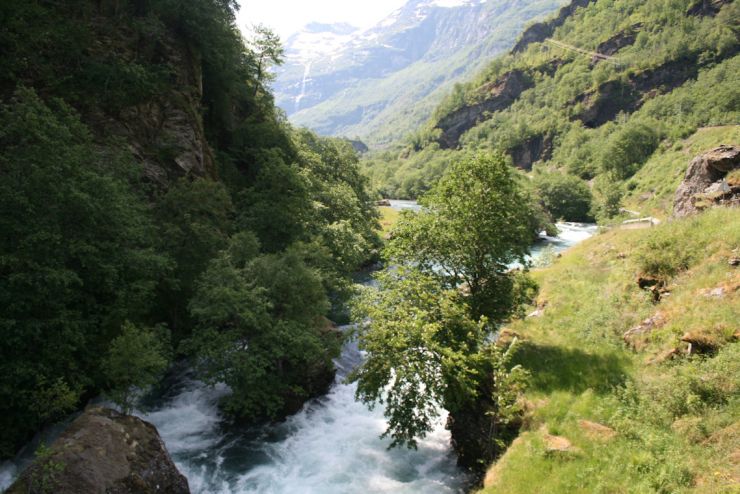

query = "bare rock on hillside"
[511, 0, 595, 53]
[435, 69, 532, 149]
[623, 312, 666, 349]
[673, 145, 740, 217]
[687, 0, 732, 17]
[681, 331, 720, 355]
[591, 24, 642, 64]
[541, 428, 579, 455]
[6, 407, 189, 494]
[578, 420, 617, 441]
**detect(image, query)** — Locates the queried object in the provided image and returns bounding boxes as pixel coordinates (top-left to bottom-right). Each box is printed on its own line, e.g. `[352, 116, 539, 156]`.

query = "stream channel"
[1, 201, 596, 493]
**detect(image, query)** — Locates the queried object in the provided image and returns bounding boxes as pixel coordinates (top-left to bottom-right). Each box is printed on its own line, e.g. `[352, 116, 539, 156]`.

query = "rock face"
[511, 0, 595, 53]
[591, 24, 641, 64]
[687, 0, 732, 16]
[85, 17, 215, 186]
[673, 145, 740, 217]
[435, 70, 533, 149]
[511, 134, 553, 170]
[573, 57, 700, 128]
[7, 407, 189, 494]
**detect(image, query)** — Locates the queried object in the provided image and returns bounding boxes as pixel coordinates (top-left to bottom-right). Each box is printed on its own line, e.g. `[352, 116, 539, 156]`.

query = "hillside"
[478, 206, 739, 493]
[274, 0, 569, 146]
[362, 0, 738, 217]
[0, 0, 379, 463]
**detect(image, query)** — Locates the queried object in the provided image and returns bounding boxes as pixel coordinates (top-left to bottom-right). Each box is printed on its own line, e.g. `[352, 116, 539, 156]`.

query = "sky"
[236, 0, 408, 39]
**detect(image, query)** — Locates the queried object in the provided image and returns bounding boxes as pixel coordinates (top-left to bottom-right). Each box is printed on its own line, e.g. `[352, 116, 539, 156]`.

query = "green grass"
[623, 125, 740, 219]
[378, 206, 400, 237]
[479, 207, 740, 494]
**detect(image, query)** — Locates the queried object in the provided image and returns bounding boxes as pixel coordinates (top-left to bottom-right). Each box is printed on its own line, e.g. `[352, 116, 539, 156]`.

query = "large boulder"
[673, 145, 740, 217]
[6, 407, 189, 494]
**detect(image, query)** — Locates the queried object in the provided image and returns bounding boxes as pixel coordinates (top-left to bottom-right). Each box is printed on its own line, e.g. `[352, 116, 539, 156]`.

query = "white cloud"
[236, 0, 408, 39]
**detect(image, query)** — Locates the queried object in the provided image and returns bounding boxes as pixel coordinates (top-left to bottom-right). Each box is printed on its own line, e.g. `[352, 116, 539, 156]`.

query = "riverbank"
[0, 206, 598, 494]
[477, 207, 739, 493]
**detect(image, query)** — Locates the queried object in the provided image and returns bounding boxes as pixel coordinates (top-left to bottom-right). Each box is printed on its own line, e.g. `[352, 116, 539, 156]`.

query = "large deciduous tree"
[352, 152, 534, 470]
[386, 152, 535, 320]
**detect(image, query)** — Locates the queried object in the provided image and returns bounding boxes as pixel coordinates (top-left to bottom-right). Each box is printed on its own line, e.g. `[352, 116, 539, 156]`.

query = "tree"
[599, 120, 660, 180]
[103, 322, 170, 414]
[352, 267, 529, 461]
[386, 152, 535, 320]
[0, 89, 167, 455]
[532, 172, 594, 222]
[155, 177, 234, 337]
[184, 234, 338, 420]
[352, 268, 486, 448]
[247, 24, 284, 96]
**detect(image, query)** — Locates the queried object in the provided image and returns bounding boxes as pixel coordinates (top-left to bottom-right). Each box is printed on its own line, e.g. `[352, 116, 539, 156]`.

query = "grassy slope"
[377, 206, 401, 237]
[478, 207, 739, 493]
[623, 125, 740, 220]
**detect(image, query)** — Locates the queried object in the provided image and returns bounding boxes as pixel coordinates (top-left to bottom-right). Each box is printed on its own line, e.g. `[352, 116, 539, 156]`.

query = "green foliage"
[0, 0, 380, 459]
[103, 322, 170, 414]
[352, 152, 538, 461]
[532, 171, 594, 222]
[387, 153, 535, 320]
[633, 219, 703, 281]
[598, 120, 660, 180]
[155, 177, 234, 337]
[248, 24, 285, 93]
[29, 443, 65, 494]
[184, 235, 338, 420]
[591, 173, 625, 221]
[352, 268, 486, 448]
[0, 88, 166, 456]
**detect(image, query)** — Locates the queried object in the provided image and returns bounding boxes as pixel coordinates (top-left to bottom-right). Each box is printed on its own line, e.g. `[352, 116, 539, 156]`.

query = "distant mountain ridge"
[273, 0, 568, 146]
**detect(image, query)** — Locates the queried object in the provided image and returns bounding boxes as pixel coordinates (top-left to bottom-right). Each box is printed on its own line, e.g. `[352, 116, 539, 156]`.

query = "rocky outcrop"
[85, 17, 215, 186]
[510, 134, 552, 170]
[435, 70, 532, 149]
[574, 41, 738, 128]
[687, 0, 732, 16]
[673, 145, 740, 217]
[623, 312, 666, 349]
[591, 24, 641, 64]
[573, 57, 701, 127]
[511, 0, 595, 53]
[7, 407, 189, 494]
[348, 139, 369, 154]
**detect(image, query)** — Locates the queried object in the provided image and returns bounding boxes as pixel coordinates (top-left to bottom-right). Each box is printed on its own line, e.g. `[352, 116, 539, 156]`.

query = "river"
[0, 202, 596, 493]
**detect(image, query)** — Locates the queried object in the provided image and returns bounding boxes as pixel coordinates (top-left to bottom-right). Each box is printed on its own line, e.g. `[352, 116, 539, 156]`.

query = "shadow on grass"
[511, 342, 629, 395]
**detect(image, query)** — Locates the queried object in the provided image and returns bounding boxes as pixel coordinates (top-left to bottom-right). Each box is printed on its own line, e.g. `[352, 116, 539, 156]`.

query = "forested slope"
[0, 0, 379, 459]
[362, 0, 738, 223]
[279, 0, 568, 147]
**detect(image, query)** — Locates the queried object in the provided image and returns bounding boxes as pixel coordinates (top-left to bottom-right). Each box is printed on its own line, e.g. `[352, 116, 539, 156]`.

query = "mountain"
[273, 0, 569, 146]
[362, 0, 738, 206]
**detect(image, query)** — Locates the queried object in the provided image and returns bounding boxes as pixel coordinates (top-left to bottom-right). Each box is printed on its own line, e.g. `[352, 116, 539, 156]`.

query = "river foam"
[139, 336, 467, 494]
[0, 208, 597, 494]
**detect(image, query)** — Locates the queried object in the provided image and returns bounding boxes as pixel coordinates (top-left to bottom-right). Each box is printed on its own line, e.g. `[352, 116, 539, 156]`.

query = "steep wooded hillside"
[0, 0, 379, 460]
[274, 0, 569, 146]
[362, 0, 738, 223]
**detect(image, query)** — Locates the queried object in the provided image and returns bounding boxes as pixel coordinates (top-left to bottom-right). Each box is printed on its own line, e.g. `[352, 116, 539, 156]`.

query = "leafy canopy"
[387, 152, 535, 320]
